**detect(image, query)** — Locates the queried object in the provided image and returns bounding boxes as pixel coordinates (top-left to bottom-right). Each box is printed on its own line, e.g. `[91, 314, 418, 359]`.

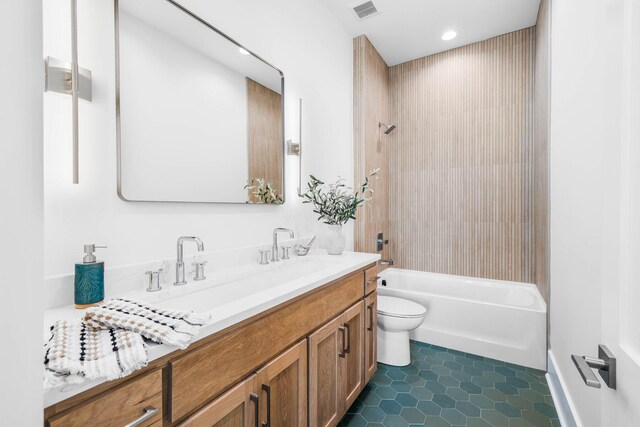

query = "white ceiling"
[324, 0, 541, 66]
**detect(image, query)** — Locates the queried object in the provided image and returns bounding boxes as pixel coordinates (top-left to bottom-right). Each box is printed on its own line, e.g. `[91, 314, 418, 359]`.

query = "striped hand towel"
[84, 299, 210, 349]
[44, 319, 147, 391]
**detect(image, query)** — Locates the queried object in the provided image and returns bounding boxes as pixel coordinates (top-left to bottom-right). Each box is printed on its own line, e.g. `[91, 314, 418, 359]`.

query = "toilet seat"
[377, 295, 426, 319]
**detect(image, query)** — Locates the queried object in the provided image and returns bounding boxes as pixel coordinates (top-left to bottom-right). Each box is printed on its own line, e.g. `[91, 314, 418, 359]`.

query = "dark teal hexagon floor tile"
[507, 376, 530, 389]
[387, 370, 407, 381]
[483, 387, 508, 402]
[519, 388, 546, 403]
[456, 400, 481, 417]
[467, 417, 494, 427]
[471, 375, 496, 388]
[495, 401, 521, 418]
[374, 385, 397, 399]
[418, 369, 438, 381]
[441, 408, 467, 425]
[451, 369, 474, 382]
[506, 394, 535, 412]
[360, 406, 385, 423]
[474, 360, 496, 371]
[361, 391, 382, 407]
[444, 360, 463, 371]
[463, 365, 484, 376]
[391, 380, 412, 393]
[417, 400, 441, 416]
[400, 407, 426, 424]
[531, 380, 553, 395]
[481, 408, 509, 426]
[425, 380, 447, 394]
[339, 342, 559, 426]
[484, 370, 507, 382]
[495, 381, 519, 395]
[395, 393, 418, 407]
[383, 414, 410, 427]
[409, 386, 433, 401]
[516, 370, 540, 383]
[424, 415, 451, 427]
[439, 375, 459, 387]
[496, 366, 517, 377]
[460, 381, 482, 394]
[432, 393, 456, 408]
[534, 402, 559, 418]
[455, 354, 477, 366]
[412, 359, 431, 370]
[403, 374, 426, 386]
[470, 393, 495, 410]
[379, 399, 402, 415]
[446, 386, 470, 402]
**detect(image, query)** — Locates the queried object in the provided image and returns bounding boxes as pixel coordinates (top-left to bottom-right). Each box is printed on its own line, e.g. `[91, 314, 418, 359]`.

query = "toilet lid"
[377, 296, 427, 318]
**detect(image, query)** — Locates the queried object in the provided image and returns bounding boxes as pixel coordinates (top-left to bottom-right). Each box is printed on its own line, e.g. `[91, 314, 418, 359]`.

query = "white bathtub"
[378, 268, 547, 370]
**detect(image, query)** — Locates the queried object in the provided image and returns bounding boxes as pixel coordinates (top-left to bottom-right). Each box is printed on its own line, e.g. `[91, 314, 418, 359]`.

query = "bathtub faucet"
[379, 259, 394, 266]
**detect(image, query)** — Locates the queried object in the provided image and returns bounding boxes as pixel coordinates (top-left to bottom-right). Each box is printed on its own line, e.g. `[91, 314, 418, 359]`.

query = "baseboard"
[546, 350, 581, 427]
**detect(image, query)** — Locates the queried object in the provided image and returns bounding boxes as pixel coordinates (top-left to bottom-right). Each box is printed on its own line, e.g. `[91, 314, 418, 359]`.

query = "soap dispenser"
[74, 244, 107, 309]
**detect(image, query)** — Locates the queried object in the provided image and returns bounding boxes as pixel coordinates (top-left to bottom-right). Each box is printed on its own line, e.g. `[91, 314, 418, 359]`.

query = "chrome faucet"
[174, 236, 204, 286]
[272, 228, 294, 262]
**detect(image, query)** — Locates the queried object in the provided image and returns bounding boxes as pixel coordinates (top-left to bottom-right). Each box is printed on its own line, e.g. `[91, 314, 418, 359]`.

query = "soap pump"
[74, 244, 107, 309]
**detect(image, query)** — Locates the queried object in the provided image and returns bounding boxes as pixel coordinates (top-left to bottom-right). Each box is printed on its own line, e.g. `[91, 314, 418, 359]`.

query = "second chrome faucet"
[175, 236, 205, 286]
[272, 228, 294, 262]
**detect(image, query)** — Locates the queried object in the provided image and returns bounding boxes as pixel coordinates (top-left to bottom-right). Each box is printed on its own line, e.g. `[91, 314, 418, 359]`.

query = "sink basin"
[143, 258, 335, 313]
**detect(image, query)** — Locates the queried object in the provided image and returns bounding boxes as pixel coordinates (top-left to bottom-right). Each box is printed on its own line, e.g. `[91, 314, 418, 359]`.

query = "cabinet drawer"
[364, 265, 378, 295]
[47, 369, 162, 427]
[169, 271, 363, 422]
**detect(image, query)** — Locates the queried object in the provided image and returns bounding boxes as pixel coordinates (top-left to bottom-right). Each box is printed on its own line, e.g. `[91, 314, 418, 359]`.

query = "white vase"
[325, 224, 346, 255]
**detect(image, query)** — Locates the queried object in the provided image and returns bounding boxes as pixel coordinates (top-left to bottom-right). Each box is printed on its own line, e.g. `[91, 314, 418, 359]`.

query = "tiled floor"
[339, 341, 559, 427]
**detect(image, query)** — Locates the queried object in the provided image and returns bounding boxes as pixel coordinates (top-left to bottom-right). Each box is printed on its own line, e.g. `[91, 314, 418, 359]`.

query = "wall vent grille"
[351, 1, 379, 20]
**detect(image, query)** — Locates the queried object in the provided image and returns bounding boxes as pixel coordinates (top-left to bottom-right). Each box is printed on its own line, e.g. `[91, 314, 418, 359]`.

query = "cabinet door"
[178, 375, 258, 427]
[364, 292, 377, 384]
[341, 301, 365, 409]
[256, 340, 307, 427]
[308, 315, 345, 427]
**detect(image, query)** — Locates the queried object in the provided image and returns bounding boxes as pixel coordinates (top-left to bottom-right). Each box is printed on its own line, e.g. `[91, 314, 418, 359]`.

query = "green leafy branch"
[245, 178, 284, 204]
[300, 169, 379, 226]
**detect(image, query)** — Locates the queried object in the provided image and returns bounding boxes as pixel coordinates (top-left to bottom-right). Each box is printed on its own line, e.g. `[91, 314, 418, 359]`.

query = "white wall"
[549, 0, 622, 425]
[43, 0, 354, 278]
[0, 1, 43, 424]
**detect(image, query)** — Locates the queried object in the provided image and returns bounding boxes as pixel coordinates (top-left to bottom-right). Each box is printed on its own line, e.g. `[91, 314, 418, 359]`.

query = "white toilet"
[377, 295, 427, 366]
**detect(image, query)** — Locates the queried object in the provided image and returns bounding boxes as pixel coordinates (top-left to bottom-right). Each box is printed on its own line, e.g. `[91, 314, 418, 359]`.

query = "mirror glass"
[116, 0, 284, 203]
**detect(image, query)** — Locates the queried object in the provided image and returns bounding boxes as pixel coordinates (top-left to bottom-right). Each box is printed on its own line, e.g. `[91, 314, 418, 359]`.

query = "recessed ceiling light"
[442, 31, 457, 41]
[238, 47, 250, 55]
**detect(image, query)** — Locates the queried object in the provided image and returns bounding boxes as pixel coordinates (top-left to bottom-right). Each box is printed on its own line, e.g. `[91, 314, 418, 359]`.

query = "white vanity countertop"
[43, 250, 380, 408]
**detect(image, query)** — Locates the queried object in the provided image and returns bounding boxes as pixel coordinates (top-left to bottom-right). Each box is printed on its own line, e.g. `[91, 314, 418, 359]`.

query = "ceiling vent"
[350, 0, 380, 20]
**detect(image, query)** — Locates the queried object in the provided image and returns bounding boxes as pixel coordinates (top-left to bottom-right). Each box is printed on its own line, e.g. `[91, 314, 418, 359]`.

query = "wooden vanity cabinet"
[256, 340, 308, 427]
[364, 291, 378, 384]
[44, 263, 378, 427]
[308, 301, 366, 427]
[178, 375, 258, 427]
[47, 369, 163, 427]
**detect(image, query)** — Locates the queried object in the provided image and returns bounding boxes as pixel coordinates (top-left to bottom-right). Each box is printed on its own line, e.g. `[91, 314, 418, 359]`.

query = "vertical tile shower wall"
[387, 28, 537, 284]
[354, 36, 391, 263]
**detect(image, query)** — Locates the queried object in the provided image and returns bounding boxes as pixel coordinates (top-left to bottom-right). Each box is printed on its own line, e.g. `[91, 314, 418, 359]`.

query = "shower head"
[379, 122, 397, 135]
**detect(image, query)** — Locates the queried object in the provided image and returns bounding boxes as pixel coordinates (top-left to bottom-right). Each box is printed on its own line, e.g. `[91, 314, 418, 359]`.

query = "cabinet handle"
[124, 406, 159, 427]
[367, 303, 374, 331]
[344, 323, 351, 354]
[366, 275, 380, 285]
[261, 384, 271, 427]
[338, 326, 346, 358]
[250, 393, 259, 427]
